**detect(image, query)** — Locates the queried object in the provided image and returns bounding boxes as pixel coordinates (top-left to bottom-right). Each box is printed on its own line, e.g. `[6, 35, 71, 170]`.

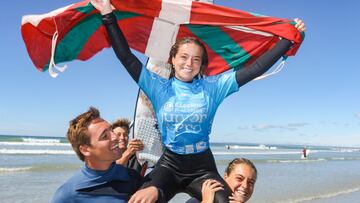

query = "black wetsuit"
[126, 154, 143, 173]
[102, 12, 292, 202]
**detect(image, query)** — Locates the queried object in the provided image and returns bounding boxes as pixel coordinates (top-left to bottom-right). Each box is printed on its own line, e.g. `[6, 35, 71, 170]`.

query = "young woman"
[197, 158, 257, 203]
[91, 0, 305, 202]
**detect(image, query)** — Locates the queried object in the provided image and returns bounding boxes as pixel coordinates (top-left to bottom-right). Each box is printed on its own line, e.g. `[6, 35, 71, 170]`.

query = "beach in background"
[1, 134, 359, 203]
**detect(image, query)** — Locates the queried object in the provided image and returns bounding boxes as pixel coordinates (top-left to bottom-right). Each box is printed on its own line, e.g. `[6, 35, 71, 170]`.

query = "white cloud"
[319, 121, 351, 126]
[356, 112, 360, 119]
[237, 125, 249, 130]
[222, 132, 238, 137]
[252, 122, 308, 131]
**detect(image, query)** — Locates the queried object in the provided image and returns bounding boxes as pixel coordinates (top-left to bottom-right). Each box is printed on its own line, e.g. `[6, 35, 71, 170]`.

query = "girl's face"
[224, 164, 256, 203]
[171, 42, 203, 82]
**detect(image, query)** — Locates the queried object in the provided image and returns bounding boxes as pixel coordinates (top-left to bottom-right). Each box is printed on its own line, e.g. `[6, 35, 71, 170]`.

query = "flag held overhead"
[21, 0, 304, 77]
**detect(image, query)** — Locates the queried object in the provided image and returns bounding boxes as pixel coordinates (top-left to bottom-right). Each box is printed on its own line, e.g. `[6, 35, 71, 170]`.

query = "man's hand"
[116, 139, 144, 165]
[129, 186, 158, 203]
[126, 139, 144, 156]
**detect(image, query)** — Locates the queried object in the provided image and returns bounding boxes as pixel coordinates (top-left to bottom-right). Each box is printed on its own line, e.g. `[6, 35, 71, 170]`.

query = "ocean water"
[1, 135, 360, 203]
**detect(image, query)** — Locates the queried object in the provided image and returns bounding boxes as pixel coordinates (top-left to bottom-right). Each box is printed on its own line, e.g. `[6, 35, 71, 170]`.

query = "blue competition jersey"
[139, 67, 239, 154]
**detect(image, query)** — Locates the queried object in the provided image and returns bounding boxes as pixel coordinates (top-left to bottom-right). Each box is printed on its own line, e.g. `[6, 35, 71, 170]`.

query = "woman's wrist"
[100, 8, 112, 15]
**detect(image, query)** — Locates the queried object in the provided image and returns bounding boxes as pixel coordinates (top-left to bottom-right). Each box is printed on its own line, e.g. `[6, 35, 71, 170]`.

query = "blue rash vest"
[139, 67, 239, 154]
[51, 163, 141, 203]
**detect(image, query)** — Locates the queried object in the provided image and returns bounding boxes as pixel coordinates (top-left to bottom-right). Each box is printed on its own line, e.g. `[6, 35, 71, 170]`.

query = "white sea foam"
[0, 141, 70, 147]
[339, 148, 360, 152]
[227, 144, 277, 150]
[282, 186, 360, 203]
[331, 157, 346, 160]
[0, 149, 74, 155]
[268, 158, 327, 163]
[0, 167, 32, 172]
[23, 138, 60, 143]
[213, 151, 302, 155]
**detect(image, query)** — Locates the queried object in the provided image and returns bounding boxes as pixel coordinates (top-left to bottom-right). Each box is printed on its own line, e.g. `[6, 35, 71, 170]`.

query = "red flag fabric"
[21, 0, 304, 77]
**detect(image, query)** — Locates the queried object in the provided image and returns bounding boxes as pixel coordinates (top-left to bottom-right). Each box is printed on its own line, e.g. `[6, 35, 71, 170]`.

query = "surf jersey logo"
[163, 102, 207, 134]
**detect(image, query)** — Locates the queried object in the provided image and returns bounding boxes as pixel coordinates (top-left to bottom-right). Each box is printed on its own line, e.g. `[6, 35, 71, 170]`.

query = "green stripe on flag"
[44, 11, 140, 70]
[249, 12, 267, 17]
[75, 2, 95, 14]
[186, 25, 251, 70]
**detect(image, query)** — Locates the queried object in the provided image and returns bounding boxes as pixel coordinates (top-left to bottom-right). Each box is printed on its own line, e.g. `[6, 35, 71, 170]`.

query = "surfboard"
[132, 59, 170, 167]
[132, 0, 214, 168]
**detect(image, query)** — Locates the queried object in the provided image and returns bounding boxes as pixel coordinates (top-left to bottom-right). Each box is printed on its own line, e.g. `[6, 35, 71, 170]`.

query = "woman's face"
[224, 164, 256, 203]
[112, 127, 128, 151]
[171, 42, 203, 82]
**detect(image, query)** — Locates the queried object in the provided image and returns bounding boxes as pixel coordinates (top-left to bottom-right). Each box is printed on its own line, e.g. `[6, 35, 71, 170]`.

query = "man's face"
[113, 127, 129, 151]
[85, 119, 122, 163]
[224, 164, 256, 203]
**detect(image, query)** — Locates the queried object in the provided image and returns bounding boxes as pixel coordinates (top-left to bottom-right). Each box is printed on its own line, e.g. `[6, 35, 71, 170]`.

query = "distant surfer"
[92, 0, 306, 201]
[226, 145, 230, 150]
[302, 146, 309, 159]
[302, 147, 307, 158]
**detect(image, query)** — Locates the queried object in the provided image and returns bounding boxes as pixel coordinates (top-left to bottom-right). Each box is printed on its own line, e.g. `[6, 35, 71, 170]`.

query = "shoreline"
[169, 186, 360, 203]
[303, 189, 360, 203]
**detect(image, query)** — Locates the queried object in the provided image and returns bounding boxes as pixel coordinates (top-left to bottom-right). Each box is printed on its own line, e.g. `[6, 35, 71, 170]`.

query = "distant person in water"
[302, 146, 309, 158]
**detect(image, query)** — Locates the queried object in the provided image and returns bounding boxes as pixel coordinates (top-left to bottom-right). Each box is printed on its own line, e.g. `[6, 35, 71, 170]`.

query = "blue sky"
[1, 0, 359, 147]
